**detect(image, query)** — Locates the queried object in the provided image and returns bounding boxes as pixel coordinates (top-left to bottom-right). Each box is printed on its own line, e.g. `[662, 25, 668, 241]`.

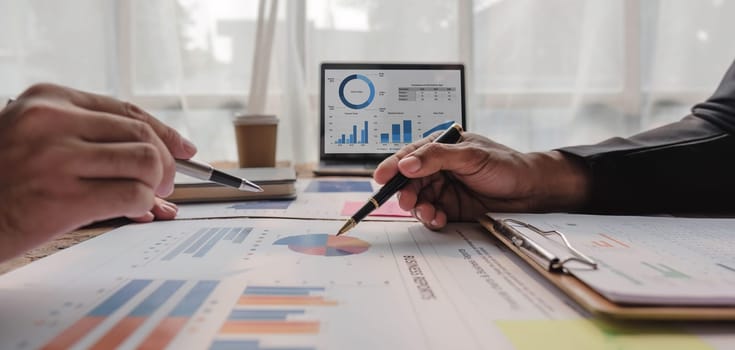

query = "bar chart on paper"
[210, 285, 337, 350]
[162, 227, 253, 261]
[40, 279, 219, 350]
[1, 217, 726, 350]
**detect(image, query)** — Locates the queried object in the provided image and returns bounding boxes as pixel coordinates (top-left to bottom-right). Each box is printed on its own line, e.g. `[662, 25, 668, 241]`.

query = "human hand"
[0, 83, 197, 261]
[128, 197, 180, 223]
[373, 132, 590, 229]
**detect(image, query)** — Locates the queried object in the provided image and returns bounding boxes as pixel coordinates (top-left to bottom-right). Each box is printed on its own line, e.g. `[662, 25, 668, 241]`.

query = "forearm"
[526, 150, 591, 212]
[558, 117, 735, 214]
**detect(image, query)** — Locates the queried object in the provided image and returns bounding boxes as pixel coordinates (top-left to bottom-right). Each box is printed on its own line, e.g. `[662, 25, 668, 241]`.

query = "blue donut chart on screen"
[322, 63, 465, 156]
[338, 74, 375, 109]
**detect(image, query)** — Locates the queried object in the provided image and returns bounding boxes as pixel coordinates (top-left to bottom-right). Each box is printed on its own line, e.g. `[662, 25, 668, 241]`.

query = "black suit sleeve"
[557, 59, 735, 214]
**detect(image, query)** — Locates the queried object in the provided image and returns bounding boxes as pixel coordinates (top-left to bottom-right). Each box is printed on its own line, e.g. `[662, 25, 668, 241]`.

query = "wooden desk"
[0, 162, 317, 275]
[0, 220, 125, 275]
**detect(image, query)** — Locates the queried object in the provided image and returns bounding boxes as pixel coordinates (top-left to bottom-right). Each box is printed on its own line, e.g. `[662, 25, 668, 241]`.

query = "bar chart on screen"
[331, 119, 456, 147]
[379, 119, 413, 144]
[334, 121, 370, 145]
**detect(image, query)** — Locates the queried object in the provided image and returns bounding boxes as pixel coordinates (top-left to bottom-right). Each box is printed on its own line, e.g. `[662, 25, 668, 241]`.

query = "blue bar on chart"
[380, 133, 389, 143]
[386, 120, 413, 143]
[185, 228, 219, 254]
[244, 286, 326, 296]
[41, 279, 153, 349]
[227, 201, 294, 210]
[224, 228, 240, 240]
[169, 281, 219, 317]
[90, 280, 153, 317]
[233, 228, 254, 244]
[391, 124, 400, 143]
[336, 121, 369, 145]
[228, 309, 306, 321]
[210, 340, 314, 350]
[403, 120, 412, 143]
[129, 280, 185, 317]
[362, 120, 368, 143]
[194, 228, 228, 257]
[91, 280, 186, 349]
[138, 280, 219, 349]
[163, 227, 253, 261]
[162, 228, 206, 261]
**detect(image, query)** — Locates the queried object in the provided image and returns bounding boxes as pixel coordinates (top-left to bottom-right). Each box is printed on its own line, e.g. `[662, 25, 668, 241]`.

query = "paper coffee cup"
[233, 114, 278, 167]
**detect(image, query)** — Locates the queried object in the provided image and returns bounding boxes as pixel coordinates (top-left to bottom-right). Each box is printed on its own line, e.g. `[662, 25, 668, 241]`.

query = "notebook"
[314, 63, 466, 176]
[167, 167, 297, 203]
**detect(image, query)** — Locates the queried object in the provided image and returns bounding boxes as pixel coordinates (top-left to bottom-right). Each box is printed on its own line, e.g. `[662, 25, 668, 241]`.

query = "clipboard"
[478, 215, 735, 320]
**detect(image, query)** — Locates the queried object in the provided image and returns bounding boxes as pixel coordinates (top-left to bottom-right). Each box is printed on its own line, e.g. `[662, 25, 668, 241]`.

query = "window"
[2, 0, 734, 161]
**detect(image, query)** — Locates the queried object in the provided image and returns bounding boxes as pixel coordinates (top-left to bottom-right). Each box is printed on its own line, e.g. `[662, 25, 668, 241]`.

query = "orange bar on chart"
[41, 317, 105, 350]
[93, 280, 185, 350]
[220, 320, 320, 334]
[90, 317, 146, 350]
[42, 279, 153, 350]
[138, 281, 219, 350]
[137, 317, 189, 350]
[598, 233, 631, 248]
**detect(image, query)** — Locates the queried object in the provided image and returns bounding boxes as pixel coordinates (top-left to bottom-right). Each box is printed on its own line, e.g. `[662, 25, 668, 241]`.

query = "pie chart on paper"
[273, 234, 370, 256]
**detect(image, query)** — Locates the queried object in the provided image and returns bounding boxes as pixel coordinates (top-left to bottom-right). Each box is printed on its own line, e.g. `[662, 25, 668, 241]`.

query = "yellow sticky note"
[496, 319, 712, 350]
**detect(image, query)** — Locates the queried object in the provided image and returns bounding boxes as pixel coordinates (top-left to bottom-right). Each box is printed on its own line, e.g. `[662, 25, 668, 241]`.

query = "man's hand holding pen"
[338, 123, 463, 235]
[367, 124, 591, 231]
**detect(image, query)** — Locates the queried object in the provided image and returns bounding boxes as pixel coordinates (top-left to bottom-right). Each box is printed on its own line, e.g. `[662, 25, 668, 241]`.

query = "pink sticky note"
[341, 201, 412, 217]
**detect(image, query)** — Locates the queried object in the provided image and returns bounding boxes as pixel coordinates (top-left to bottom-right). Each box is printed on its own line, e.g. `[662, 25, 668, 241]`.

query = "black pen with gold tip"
[336, 122, 464, 236]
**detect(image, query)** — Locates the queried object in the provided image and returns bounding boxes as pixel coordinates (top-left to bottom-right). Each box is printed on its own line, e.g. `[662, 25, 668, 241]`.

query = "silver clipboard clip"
[497, 218, 597, 273]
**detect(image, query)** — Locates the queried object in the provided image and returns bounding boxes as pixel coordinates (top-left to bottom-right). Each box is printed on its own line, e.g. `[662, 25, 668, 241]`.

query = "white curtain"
[471, 0, 735, 151]
[1, 0, 734, 162]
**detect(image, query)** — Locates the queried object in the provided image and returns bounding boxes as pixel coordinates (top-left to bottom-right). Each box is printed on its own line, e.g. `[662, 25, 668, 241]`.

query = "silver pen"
[175, 159, 263, 192]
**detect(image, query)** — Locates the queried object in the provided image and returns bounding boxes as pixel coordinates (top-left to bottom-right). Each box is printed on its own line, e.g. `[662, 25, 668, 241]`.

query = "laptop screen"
[320, 63, 465, 162]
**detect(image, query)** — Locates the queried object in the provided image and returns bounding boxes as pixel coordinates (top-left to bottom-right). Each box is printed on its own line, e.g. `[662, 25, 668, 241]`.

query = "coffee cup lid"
[233, 114, 279, 125]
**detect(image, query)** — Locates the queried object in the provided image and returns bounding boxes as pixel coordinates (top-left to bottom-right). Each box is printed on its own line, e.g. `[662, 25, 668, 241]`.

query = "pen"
[336, 122, 464, 236]
[175, 159, 263, 192]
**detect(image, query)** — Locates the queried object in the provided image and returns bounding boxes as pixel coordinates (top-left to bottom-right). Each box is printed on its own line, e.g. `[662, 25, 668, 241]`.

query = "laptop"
[315, 63, 466, 176]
